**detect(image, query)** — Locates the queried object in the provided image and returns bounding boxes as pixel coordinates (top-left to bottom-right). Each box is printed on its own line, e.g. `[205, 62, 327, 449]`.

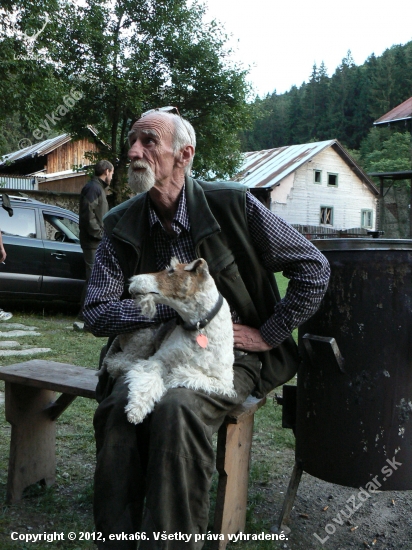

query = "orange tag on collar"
[196, 334, 209, 348]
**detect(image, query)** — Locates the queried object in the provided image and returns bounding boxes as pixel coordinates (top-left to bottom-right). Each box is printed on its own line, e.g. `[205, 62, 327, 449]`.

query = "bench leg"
[213, 413, 255, 550]
[4, 382, 56, 504]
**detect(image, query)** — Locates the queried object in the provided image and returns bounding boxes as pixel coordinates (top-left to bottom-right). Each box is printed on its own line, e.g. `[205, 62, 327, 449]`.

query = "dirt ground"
[253, 448, 412, 550]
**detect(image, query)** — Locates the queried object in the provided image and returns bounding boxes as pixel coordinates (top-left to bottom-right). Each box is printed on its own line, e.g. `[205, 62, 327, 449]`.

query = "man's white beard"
[128, 161, 156, 193]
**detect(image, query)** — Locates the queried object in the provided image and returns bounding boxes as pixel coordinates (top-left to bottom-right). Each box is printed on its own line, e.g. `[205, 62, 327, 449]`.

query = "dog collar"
[177, 293, 224, 331]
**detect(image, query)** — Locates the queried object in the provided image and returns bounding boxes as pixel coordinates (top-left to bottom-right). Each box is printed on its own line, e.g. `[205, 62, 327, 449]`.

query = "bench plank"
[225, 395, 266, 424]
[0, 360, 97, 398]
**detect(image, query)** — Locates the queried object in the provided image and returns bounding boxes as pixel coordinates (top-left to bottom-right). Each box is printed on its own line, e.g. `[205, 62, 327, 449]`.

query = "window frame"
[327, 172, 339, 187]
[361, 209, 373, 229]
[0, 205, 38, 239]
[313, 169, 322, 184]
[320, 205, 334, 226]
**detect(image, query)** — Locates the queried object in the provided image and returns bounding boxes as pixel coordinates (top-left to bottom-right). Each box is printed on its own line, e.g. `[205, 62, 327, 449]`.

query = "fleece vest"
[103, 177, 300, 396]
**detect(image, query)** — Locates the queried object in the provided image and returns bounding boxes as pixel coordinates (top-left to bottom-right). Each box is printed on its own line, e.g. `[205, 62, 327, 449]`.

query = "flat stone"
[0, 324, 38, 330]
[0, 331, 41, 338]
[0, 341, 21, 348]
[0, 348, 51, 357]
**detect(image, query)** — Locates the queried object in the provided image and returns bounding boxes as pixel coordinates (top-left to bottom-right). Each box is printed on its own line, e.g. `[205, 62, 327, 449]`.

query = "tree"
[286, 85, 306, 145]
[0, 5, 68, 148]
[328, 51, 361, 148]
[240, 39, 412, 154]
[0, 0, 251, 202]
[361, 132, 411, 178]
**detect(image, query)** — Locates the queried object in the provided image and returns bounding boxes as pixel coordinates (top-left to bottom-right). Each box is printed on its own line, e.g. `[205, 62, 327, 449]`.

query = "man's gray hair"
[172, 116, 196, 175]
[95, 159, 114, 176]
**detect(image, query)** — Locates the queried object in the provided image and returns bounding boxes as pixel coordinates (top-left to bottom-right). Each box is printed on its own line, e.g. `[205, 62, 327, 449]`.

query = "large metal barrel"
[296, 239, 412, 490]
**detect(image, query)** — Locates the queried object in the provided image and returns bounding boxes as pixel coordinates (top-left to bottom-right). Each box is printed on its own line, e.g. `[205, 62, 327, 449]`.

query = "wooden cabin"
[0, 129, 102, 194]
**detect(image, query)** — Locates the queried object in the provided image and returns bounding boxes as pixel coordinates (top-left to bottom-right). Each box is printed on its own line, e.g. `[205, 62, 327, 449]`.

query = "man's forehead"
[129, 112, 175, 138]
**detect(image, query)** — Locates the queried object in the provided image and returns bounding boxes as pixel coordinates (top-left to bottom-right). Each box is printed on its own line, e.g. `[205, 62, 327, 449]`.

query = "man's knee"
[151, 388, 196, 429]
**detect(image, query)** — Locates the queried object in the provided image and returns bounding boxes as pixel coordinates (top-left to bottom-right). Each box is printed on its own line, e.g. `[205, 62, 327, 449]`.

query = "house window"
[361, 210, 373, 229]
[328, 173, 338, 186]
[313, 170, 322, 184]
[320, 206, 333, 226]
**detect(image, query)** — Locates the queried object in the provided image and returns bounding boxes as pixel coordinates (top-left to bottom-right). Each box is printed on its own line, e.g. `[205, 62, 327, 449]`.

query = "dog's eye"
[167, 266, 175, 275]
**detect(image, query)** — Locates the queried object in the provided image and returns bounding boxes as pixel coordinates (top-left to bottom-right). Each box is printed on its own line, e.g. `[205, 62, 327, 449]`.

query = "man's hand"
[232, 324, 273, 352]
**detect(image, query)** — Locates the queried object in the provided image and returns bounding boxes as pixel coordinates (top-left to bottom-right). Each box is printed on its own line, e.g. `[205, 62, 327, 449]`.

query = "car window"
[0, 207, 37, 238]
[43, 213, 80, 243]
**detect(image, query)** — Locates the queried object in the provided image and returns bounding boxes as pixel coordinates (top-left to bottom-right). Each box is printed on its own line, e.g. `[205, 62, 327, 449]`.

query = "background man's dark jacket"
[79, 176, 109, 249]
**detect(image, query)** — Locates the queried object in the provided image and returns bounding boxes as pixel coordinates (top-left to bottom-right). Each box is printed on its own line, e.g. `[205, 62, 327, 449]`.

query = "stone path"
[0, 323, 51, 357]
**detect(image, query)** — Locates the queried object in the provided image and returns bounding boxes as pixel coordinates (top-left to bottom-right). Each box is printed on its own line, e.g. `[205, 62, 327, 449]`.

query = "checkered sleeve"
[83, 233, 176, 336]
[246, 192, 330, 348]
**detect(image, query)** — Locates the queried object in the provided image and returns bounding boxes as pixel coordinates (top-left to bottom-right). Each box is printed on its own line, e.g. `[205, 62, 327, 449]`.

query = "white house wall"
[269, 147, 377, 230]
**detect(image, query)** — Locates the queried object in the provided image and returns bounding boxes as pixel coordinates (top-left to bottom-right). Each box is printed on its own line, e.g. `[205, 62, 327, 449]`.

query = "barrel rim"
[312, 238, 412, 251]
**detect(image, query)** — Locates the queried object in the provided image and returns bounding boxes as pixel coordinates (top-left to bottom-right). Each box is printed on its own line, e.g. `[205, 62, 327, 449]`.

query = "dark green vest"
[103, 177, 300, 396]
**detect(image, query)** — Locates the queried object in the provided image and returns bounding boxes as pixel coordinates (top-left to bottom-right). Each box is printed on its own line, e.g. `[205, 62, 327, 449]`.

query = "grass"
[0, 309, 103, 549]
[0, 276, 296, 549]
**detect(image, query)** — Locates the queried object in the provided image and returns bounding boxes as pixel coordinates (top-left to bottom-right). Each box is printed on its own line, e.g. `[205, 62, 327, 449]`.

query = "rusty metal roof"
[233, 139, 378, 195]
[233, 139, 336, 187]
[233, 140, 334, 188]
[374, 97, 412, 125]
[0, 134, 72, 166]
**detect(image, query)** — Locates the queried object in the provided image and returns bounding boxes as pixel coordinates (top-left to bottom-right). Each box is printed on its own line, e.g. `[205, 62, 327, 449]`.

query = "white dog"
[102, 257, 236, 424]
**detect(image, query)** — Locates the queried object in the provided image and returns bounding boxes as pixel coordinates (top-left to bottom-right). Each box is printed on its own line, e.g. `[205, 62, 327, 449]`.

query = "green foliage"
[242, 41, 412, 152]
[0, 113, 30, 156]
[0, 0, 251, 201]
[363, 132, 411, 172]
[358, 130, 412, 187]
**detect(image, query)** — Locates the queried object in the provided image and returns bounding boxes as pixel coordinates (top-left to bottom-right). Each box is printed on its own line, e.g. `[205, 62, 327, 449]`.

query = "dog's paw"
[135, 294, 157, 319]
[125, 402, 147, 425]
[124, 367, 166, 424]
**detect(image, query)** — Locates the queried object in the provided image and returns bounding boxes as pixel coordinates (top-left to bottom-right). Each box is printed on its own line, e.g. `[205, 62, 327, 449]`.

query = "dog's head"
[129, 257, 216, 319]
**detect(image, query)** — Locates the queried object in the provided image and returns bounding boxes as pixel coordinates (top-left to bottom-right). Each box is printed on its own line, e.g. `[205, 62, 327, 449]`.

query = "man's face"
[127, 113, 177, 193]
[104, 169, 114, 185]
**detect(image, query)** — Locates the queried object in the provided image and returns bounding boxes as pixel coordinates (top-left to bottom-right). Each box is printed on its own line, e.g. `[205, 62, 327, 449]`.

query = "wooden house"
[0, 128, 102, 194]
[234, 140, 379, 233]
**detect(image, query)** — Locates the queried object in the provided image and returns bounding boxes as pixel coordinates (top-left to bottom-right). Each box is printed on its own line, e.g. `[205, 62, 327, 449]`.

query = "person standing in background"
[73, 160, 114, 331]
[0, 230, 12, 321]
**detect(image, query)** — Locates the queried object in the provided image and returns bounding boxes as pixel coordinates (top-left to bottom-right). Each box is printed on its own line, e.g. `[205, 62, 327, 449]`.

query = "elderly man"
[84, 107, 330, 549]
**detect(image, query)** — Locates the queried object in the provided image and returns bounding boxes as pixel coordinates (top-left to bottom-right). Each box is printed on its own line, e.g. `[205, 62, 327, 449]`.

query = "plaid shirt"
[84, 188, 330, 348]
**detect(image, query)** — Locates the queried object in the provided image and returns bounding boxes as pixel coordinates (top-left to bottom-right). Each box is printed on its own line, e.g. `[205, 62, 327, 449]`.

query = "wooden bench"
[0, 359, 265, 549]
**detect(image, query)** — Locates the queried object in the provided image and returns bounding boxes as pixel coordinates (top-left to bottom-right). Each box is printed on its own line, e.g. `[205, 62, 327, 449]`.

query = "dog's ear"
[184, 258, 209, 276]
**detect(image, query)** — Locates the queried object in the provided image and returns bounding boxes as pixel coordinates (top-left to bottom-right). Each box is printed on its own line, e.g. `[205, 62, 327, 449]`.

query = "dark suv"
[0, 195, 85, 303]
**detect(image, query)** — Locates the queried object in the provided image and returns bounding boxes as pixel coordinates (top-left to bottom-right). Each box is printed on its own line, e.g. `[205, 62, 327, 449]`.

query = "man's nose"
[128, 140, 143, 160]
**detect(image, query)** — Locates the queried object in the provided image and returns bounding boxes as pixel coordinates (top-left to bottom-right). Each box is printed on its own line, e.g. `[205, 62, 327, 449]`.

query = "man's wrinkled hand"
[232, 324, 273, 352]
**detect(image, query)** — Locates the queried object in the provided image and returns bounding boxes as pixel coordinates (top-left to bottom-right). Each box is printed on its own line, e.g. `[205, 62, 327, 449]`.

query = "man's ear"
[178, 145, 195, 168]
